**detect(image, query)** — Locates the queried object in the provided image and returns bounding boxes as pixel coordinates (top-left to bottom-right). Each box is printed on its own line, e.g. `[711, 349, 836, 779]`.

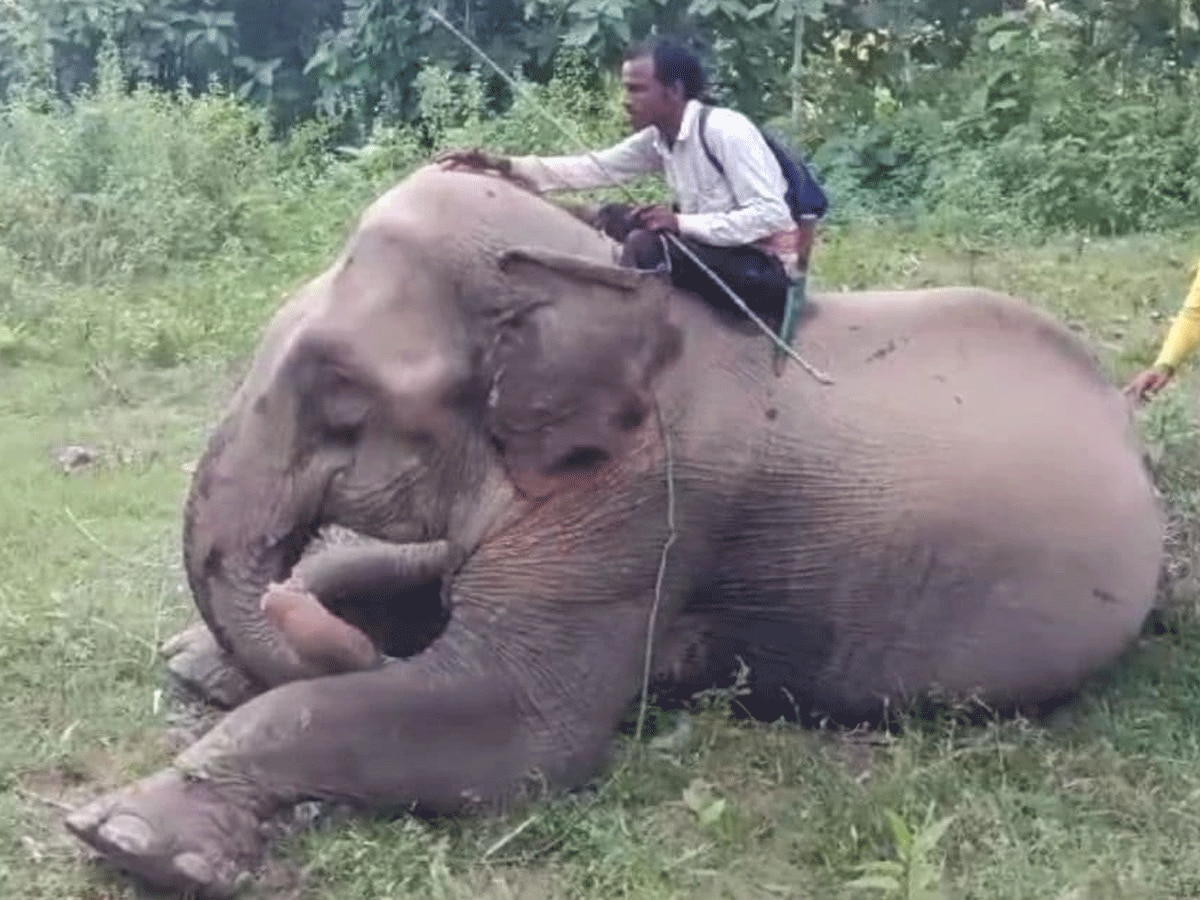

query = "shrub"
[806, 8, 1200, 238]
[0, 44, 284, 281]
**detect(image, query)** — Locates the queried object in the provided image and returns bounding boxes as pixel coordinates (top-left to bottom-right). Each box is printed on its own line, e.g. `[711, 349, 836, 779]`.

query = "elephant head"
[182, 173, 684, 688]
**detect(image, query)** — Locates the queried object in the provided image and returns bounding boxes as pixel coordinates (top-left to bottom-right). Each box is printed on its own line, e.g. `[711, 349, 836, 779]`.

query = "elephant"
[64, 163, 1164, 898]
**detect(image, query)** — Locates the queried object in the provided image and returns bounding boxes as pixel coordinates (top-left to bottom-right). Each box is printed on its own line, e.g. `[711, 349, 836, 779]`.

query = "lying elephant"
[65, 164, 1163, 897]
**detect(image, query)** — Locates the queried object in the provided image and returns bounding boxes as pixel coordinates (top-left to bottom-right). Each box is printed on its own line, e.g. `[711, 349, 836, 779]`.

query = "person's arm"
[1125, 259, 1200, 401]
[676, 110, 794, 247]
[508, 129, 661, 194]
[1153, 261, 1200, 373]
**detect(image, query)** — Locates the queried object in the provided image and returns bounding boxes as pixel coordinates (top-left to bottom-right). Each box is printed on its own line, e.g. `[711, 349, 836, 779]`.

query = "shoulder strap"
[697, 105, 726, 179]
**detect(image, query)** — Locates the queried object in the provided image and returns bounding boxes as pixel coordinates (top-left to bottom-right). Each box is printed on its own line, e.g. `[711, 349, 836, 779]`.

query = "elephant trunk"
[182, 416, 333, 689]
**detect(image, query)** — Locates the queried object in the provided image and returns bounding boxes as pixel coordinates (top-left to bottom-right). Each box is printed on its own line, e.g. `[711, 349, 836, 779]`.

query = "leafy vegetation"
[3, 0, 1199, 236]
[1, 2, 1200, 897]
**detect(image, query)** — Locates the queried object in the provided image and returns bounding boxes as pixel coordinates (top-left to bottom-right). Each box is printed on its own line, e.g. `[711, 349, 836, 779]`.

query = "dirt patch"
[18, 729, 176, 804]
[14, 769, 96, 823]
[10, 764, 120, 881]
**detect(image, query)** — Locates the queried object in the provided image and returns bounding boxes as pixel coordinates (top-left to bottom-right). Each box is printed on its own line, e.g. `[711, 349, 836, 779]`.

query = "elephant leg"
[290, 538, 452, 658]
[260, 577, 382, 675]
[64, 769, 263, 899]
[65, 649, 571, 899]
[161, 622, 261, 710]
[74, 555, 643, 900]
[291, 538, 452, 596]
[161, 540, 451, 708]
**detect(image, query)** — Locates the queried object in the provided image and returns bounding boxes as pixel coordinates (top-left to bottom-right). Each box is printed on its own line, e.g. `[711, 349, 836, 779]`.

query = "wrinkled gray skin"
[65, 165, 1163, 897]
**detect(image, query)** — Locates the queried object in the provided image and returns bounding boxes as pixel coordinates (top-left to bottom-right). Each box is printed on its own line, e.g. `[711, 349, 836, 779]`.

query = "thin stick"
[677, 248, 833, 383]
[64, 506, 160, 570]
[426, 8, 833, 386]
[150, 578, 167, 665]
[88, 615, 157, 654]
[482, 814, 540, 860]
[14, 785, 74, 814]
[427, 9, 629, 202]
[149, 535, 176, 665]
[86, 360, 133, 406]
[636, 400, 678, 742]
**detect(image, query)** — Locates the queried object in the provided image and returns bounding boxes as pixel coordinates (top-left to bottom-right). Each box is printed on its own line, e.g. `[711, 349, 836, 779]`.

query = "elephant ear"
[486, 247, 683, 499]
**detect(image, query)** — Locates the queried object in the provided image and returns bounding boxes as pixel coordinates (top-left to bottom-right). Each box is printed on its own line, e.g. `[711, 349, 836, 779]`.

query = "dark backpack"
[697, 105, 828, 221]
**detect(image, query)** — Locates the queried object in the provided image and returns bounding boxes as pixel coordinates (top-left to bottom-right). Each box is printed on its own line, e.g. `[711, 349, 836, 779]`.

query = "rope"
[666, 244, 832, 383]
[427, 7, 834, 386]
[635, 398, 677, 742]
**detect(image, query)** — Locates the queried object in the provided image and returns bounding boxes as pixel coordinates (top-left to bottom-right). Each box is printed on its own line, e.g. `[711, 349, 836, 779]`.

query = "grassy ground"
[2, 218, 1200, 900]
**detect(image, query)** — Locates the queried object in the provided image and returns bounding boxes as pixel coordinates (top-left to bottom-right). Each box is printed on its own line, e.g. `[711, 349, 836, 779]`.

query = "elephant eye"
[323, 418, 363, 445]
[315, 373, 371, 442]
[553, 446, 611, 473]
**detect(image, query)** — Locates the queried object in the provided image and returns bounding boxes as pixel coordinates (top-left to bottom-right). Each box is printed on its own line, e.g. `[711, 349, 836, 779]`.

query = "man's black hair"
[624, 37, 709, 101]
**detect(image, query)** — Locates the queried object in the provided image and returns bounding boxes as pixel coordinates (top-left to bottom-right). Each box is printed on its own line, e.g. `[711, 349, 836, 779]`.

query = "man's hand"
[1124, 365, 1175, 403]
[593, 203, 639, 242]
[434, 147, 538, 192]
[435, 147, 512, 175]
[634, 204, 679, 234]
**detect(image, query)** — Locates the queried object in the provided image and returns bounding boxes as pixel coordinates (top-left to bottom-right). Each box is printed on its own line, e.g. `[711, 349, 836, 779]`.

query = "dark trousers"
[595, 204, 790, 331]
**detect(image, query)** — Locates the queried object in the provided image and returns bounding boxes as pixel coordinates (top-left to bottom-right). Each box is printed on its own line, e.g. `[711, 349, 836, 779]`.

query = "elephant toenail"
[160, 633, 186, 656]
[99, 814, 155, 855]
[174, 851, 216, 886]
[64, 805, 104, 835]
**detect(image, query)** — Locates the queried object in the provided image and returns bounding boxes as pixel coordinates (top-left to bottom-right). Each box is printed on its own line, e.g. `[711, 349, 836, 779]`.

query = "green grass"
[2, 218, 1200, 900]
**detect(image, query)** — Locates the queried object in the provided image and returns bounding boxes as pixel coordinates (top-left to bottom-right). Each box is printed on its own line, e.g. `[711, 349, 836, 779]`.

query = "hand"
[434, 147, 512, 176]
[434, 147, 539, 192]
[1124, 365, 1174, 403]
[593, 203, 639, 241]
[634, 204, 679, 234]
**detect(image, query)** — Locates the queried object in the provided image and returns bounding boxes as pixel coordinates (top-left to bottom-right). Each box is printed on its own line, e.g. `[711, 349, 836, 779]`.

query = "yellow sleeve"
[1154, 260, 1200, 372]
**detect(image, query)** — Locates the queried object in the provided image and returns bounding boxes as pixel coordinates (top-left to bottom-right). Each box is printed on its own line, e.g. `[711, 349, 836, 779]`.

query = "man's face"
[621, 55, 679, 132]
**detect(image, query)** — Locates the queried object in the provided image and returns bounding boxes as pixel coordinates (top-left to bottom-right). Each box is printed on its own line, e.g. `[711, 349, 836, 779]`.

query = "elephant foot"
[261, 576, 382, 675]
[162, 622, 261, 709]
[65, 769, 264, 899]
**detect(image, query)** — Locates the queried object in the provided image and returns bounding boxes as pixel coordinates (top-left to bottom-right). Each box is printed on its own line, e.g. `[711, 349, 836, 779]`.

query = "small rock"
[21, 836, 44, 862]
[54, 445, 100, 474]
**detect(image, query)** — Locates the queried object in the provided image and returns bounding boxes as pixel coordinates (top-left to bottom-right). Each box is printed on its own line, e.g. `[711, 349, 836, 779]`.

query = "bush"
[807, 7, 1200, 238]
[334, 50, 660, 208]
[0, 45, 286, 281]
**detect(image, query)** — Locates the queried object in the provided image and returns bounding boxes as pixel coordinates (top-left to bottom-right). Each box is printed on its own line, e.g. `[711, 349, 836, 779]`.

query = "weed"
[845, 805, 954, 899]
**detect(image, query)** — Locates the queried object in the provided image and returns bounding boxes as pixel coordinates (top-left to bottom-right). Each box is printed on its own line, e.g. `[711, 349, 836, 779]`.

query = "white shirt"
[509, 100, 794, 248]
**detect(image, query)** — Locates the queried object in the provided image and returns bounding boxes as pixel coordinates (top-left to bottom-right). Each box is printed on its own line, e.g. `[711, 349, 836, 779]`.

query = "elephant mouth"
[296, 525, 451, 660]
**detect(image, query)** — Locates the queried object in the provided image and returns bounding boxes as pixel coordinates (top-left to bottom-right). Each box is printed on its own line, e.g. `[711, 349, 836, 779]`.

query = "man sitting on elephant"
[438, 37, 798, 330]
